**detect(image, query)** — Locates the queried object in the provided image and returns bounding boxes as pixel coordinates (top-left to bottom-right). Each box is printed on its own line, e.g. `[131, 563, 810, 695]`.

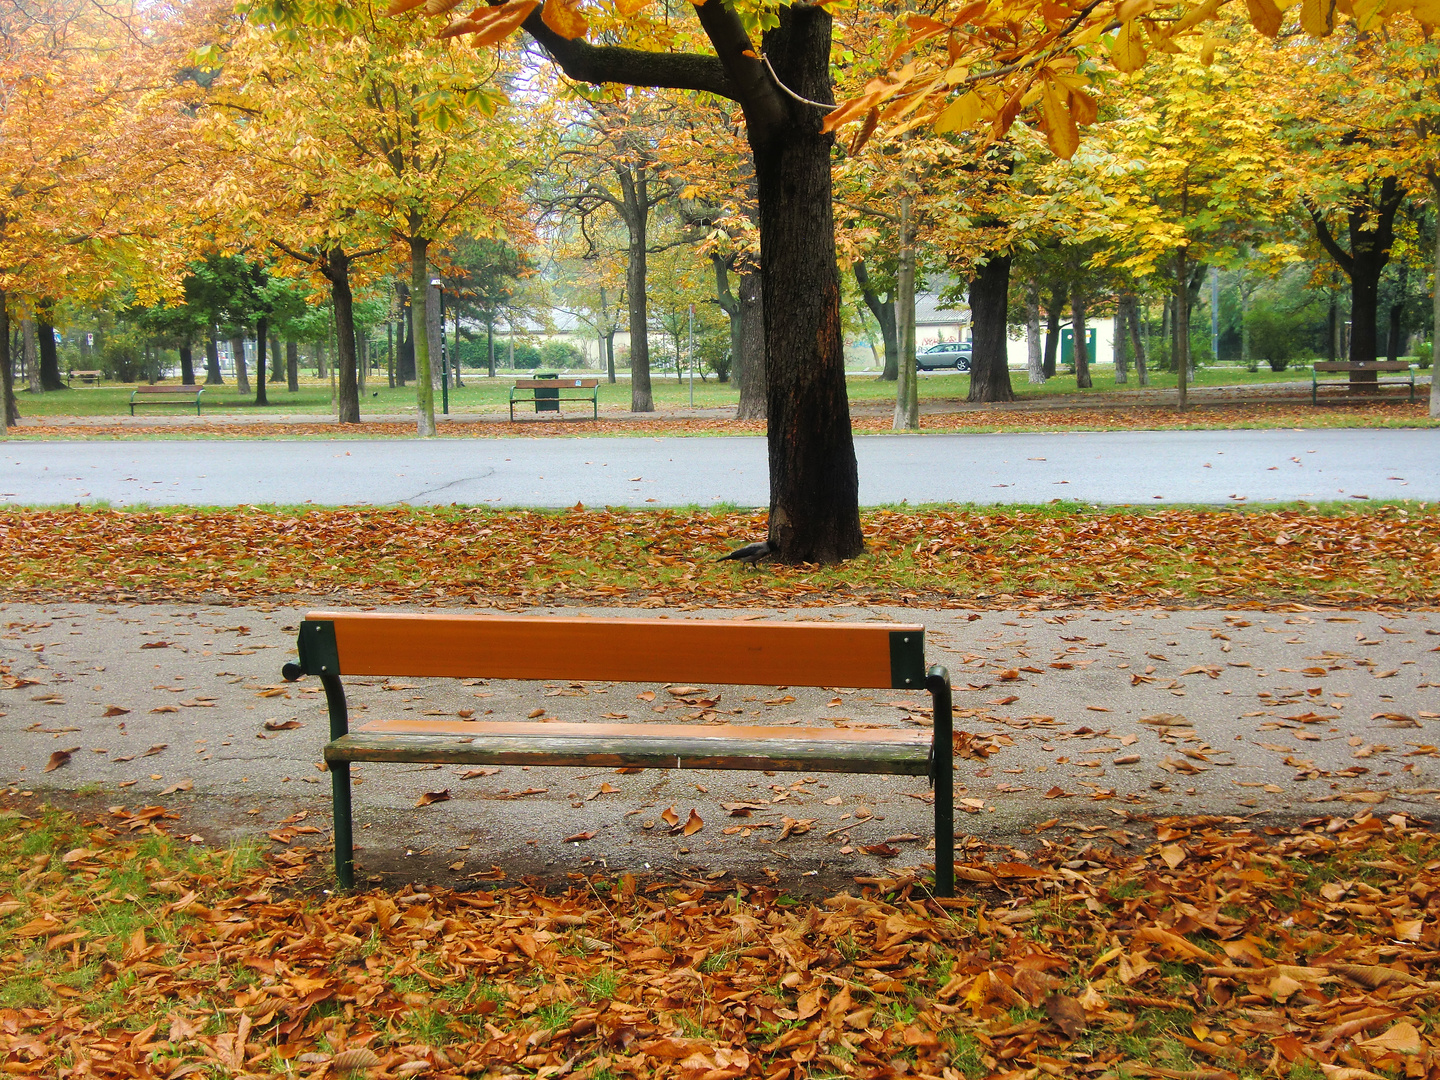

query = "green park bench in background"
[1311, 361, 1415, 404]
[509, 376, 599, 420]
[282, 610, 957, 895]
[129, 385, 205, 415]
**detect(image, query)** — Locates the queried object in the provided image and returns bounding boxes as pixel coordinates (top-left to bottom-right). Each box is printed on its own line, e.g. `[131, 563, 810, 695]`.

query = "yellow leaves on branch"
[541, 0, 588, 39]
[437, 0, 538, 45]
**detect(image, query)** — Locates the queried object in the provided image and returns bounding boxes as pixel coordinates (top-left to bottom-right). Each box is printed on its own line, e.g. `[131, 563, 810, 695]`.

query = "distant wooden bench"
[130, 384, 204, 415]
[1312, 361, 1414, 404]
[509, 377, 599, 420]
[281, 611, 957, 894]
[67, 370, 102, 386]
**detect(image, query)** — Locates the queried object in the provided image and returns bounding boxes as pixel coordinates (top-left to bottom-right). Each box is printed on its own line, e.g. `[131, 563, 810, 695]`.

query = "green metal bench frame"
[508, 377, 599, 420]
[129, 385, 205, 415]
[282, 611, 956, 895]
[1311, 361, 1415, 404]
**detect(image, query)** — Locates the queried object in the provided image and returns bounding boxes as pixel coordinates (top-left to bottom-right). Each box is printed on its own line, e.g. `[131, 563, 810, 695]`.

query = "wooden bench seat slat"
[328, 721, 930, 774]
[304, 611, 928, 690]
[1311, 362, 1415, 405]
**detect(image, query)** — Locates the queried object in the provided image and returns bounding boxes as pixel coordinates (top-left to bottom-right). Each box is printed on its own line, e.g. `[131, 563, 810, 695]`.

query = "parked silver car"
[916, 341, 971, 371]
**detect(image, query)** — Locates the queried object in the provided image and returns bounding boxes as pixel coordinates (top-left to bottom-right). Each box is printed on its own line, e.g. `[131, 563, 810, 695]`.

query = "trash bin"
[533, 372, 560, 412]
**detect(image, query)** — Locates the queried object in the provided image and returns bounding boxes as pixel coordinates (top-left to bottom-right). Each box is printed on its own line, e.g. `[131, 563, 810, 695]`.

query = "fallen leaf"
[415, 789, 452, 807]
[44, 748, 78, 772]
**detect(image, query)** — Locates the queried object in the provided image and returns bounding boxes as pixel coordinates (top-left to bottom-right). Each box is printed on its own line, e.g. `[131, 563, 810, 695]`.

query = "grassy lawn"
[1, 800, 1435, 1078]
[2, 502, 1433, 609]
[12, 363, 1346, 417]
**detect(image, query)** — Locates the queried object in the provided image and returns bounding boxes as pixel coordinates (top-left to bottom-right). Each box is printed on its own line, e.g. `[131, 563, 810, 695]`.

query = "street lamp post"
[431, 278, 449, 416]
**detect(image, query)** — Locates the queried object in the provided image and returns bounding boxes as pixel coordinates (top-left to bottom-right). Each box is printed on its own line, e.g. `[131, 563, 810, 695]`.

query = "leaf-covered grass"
[2, 801, 1438, 1079]
[0, 502, 1436, 609]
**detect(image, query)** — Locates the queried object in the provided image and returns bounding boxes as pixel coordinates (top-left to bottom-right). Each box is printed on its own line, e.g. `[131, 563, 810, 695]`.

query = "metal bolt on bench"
[282, 611, 956, 896]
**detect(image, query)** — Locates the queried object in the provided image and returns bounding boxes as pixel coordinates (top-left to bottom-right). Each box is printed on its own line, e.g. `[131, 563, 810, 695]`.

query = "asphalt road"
[1, 428, 1432, 507]
[4, 601, 1437, 888]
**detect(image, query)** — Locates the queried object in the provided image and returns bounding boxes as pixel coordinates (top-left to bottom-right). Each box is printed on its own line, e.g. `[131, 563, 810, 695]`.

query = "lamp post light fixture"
[431, 278, 449, 416]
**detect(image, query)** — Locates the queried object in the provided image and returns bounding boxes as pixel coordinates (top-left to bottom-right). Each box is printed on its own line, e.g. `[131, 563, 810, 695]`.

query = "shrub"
[511, 341, 542, 369]
[539, 340, 584, 369]
[1267, 357, 1289, 372]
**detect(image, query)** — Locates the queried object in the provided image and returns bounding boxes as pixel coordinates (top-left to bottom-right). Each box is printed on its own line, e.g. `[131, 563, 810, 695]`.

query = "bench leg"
[320, 672, 356, 889]
[332, 761, 355, 889]
[927, 665, 954, 897]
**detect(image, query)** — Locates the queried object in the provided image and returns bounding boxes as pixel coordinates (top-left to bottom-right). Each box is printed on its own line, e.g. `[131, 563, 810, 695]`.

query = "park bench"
[280, 610, 957, 894]
[66, 369, 102, 386]
[1311, 361, 1415, 404]
[509, 377, 599, 420]
[129, 384, 205, 415]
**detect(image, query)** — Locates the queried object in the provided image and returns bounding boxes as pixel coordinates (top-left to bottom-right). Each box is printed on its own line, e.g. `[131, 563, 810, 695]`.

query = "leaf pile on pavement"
[5, 398, 1434, 440]
[1, 503, 1435, 609]
[4, 803, 1440, 1080]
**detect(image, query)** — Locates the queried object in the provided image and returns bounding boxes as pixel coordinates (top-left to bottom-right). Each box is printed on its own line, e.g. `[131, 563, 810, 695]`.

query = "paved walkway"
[2, 428, 1433, 507]
[4, 601, 1436, 885]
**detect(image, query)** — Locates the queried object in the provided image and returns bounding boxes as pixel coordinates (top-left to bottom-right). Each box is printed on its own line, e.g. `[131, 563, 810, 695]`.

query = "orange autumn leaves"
[0, 504, 1435, 609]
[5, 803, 1440, 1079]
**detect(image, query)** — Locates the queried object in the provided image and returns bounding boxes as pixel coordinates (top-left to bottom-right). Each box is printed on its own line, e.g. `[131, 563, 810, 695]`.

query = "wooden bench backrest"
[297, 611, 927, 690]
[513, 378, 599, 388]
[1313, 361, 1411, 372]
[134, 385, 202, 393]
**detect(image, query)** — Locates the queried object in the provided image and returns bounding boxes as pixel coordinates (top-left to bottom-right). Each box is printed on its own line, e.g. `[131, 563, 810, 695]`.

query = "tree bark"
[410, 235, 436, 436]
[751, 4, 862, 562]
[287, 339, 299, 391]
[736, 270, 765, 420]
[1128, 296, 1149, 386]
[269, 333, 283, 383]
[1043, 288, 1063, 378]
[322, 247, 361, 424]
[855, 260, 898, 381]
[255, 318, 269, 406]
[1071, 278, 1091, 389]
[0, 289, 16, 428]
[1025, 279, 1045, 384]
[967, 254, 1014, 403]
[232, 334, 250, 395]
[1307, 177, 1404, 387]
[37, 307, 64, 391]
[22, 319, 39, 393]
[621, 168, 653, 412]
[599, 287, 615, 384]
[1386, 262, 1406, 363]
[1175, 247, 1190, 409]
[205, 327, 223, 384]
[893, 193, 918, 429]
[1113, 297, 1128, 385]
[179, 340, 196, 386]
[713, 254, 742, 387]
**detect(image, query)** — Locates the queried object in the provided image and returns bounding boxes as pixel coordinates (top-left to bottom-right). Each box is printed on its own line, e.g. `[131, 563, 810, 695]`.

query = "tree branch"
[1304, 198, 1354, 276]
[519, 8, 739, 100]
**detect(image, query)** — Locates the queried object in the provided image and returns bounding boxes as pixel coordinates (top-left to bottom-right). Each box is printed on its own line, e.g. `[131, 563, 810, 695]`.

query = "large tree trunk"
[269, 333, 283, 383]
[750, 5, 862, 563]
[1071, 280, 1091, 389]
[1128, 296, 1149, 386]
[893, 193, 918, 429]
[1043, 288, 1062, 378]
[713, 254, 742, 387]
[736, 270, 765, 420]
[1113, 297, 1129, 385]
[22, 319, 39, 393]
[255, 318, 269, 406]
[179, 340, 196, 386]
[624, 182, 653, 412]
[37, 307, 64, 391]
[287, 339, 299, 392]
[967, 254, 1014, 403]
[205, 327, 223, 384]
[1025, 279, 1045, 384]
[232, 334, 251, 395]
[1386, 261, 1406, 362]
[0, 289, 16, 428]
[409, 235, 436, 436]
[599, 288, 615, 384]
[326, 248, 361, 425]
[1175, 248, 1190, 409]
[855, 260, 898, 381]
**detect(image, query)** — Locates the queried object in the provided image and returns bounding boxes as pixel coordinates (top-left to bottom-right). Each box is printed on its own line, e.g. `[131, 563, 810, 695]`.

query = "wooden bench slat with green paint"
[1311, 361, 1415, 404]
[129, 384, 205, 415]
[282, 610, 956, 894]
